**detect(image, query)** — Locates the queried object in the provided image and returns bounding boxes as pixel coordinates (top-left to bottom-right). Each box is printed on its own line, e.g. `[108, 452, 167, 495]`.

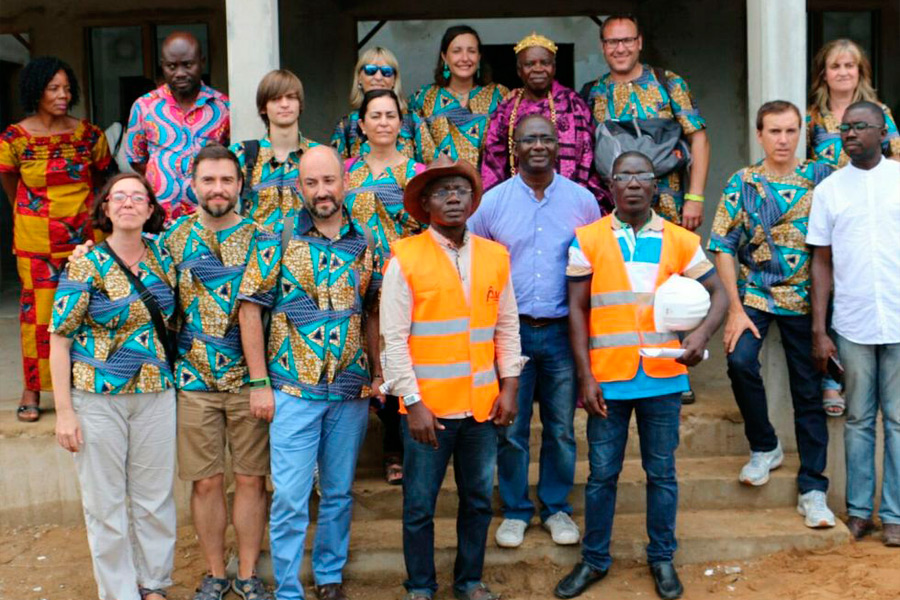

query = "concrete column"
[746, 0, 806, 163]
[226, 0, 280, 142]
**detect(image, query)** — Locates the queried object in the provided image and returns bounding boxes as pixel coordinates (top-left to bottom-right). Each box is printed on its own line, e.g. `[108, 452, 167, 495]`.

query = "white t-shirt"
[807, 157, 900, 344]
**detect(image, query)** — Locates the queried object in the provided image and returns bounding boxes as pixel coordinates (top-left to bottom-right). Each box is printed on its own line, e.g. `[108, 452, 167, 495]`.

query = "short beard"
[307, 195, 341, 220]
[200, 195, 237, 218]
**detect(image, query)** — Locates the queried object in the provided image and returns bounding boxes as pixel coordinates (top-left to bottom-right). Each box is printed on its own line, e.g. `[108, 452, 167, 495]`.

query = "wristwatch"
[402, 393, 422, 408]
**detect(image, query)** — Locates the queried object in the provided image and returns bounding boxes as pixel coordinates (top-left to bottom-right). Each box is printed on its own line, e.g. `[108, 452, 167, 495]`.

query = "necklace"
[124, 245, 146, 270]
[508, 88, 557, 176]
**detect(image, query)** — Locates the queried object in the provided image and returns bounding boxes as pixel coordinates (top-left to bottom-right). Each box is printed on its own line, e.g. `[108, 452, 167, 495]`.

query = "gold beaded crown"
[513, 32, 558, 55]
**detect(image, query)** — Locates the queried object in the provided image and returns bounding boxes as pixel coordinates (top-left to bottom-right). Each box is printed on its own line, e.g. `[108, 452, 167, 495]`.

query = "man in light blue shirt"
[469, 114, 603, 548]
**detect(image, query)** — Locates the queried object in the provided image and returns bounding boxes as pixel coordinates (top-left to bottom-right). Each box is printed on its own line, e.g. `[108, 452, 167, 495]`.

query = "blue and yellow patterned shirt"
[162, 213, 279, 392]
[807, 103, 900, 168]
[331, 109, 420, 161]
[49, 238, 176, 394]
[708, 160, 834, 315]
[231, 133, 320, 233]
[583, 65, 706, 225]
[238, 207, 384, 401]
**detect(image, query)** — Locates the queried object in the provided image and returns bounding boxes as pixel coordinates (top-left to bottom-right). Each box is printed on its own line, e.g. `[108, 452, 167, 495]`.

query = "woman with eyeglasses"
[49, 173, 177, 600]
[807, 38, 900, 167]
[343, 89, 427, 485]
[0, 56, 111, 423]
[331, 47, 419, 160]
[409, 25, 508, 167]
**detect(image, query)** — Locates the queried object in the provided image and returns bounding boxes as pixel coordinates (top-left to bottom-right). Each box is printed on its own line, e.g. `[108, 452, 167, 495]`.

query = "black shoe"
[649, 562, 683, 599]
[554, 562, 608, 599]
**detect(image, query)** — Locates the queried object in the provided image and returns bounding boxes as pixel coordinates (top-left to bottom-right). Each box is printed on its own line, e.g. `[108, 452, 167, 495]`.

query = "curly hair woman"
[0, 56, 111, 422]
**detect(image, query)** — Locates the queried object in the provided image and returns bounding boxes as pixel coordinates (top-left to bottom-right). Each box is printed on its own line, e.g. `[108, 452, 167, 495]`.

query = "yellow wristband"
[684, 193, 705, 203]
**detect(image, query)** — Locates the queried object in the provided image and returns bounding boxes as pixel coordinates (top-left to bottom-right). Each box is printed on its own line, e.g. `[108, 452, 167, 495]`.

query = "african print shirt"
[481, 81, 610, 209]
[331, 110, 419, 160]
[125, 83, 230, 219]
[231, 133, 319, 232]
[409, 82, 509, 167]
[807, 103, 900, 168]
[583, 65, 705, 225]
[344, 156, 426, 249]
[162, 213, 279, 392]
[49, 238, 176, 394]
[708, 160, 834, 315]
[238, 207, 384, 401]
[0, 120, 110, 258]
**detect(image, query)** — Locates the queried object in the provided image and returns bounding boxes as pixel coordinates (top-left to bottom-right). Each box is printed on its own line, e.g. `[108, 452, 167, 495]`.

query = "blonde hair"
[256, 69, 304, 125]
[349, 47, 406, 111]
[808, 39, 878, 117]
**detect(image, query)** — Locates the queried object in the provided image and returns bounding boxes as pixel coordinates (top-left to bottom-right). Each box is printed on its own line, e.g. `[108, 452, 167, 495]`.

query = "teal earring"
[442, 62, 450, 79]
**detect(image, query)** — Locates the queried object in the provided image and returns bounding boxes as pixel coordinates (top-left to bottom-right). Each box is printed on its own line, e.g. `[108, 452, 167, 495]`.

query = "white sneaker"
[543, 512, 581, 545]
[797, 490, 836, 528]
[738, 441, 784, 486]
[495, 518, 529, 548]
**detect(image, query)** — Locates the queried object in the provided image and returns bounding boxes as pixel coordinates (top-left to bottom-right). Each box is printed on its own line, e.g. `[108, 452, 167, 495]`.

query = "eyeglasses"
[601, 36, 639, 50]
[109, 191, 150, 204]
[515, 135, 559, 146]
[838, 121, 883, 132]
[361, 64, 396, 78]
[430, 187, 473, 201]
[611, 172, 655, 183]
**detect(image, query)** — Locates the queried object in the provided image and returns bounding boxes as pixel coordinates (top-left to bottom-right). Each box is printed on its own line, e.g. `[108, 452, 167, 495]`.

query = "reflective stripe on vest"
[410, 318, 470, 336]
[589, 331, 679, 349]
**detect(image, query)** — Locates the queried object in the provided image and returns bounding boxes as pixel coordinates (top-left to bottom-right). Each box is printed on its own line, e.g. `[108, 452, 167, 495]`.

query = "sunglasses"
[611, 172, 656, 183]
[361, 64, 396, 78]
[838, 121, 883, 132]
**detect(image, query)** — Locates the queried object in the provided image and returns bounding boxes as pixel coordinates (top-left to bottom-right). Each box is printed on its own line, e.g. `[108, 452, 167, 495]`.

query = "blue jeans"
[497, 319, 576, 522]
[836, 335, 900, 524]
[583, 393, 681, 570]
[269, 391, 369, 600]
[402, 416, 497, 598]
[725, 307, 828, 493]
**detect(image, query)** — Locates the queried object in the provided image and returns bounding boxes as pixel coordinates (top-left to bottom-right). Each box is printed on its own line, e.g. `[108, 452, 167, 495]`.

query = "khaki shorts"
[177, 387, 270, 481]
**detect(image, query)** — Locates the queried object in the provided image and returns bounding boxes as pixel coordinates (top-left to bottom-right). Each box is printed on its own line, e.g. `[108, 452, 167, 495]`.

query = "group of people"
[0, 13, 898, 600]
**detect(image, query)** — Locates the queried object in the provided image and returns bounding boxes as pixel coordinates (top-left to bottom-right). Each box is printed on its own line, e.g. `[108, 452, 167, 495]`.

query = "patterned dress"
[409, 82, 509, 167]
[238, 208, 383, 401]
[162, 214, 279, 392]
[481, 80, 611, 210]
[125, 83, 230, 219]
[331, 109, 419, 160]
[231, 133, 319, 233]
[708, 160, 834, 315]
[344, 157, 426, 250]
[807, 103, 900, 167]
[49, 238, 176, 394]
[0, 120, 111, 391]
[583, 65, 706, 225]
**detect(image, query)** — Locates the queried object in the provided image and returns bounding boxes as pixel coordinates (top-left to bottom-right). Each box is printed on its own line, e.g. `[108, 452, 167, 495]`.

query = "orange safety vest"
[390, 231, 510, 421]
[574, 215, 701, 383]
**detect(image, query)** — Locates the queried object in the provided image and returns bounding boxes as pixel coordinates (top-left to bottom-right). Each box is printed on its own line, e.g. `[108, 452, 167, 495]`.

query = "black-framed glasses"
[361, 64, 396, 78]
[838, 121, 883, 132]
[611, 172, 655, 183]
[601, 36, 639, 50]
[430, 187, 473, 201]
[515, 135, 558, 146]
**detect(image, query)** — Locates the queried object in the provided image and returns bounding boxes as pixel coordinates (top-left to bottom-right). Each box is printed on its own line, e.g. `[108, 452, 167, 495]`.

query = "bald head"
[161, 32, 203, 98]
[299, 146, 348, 220]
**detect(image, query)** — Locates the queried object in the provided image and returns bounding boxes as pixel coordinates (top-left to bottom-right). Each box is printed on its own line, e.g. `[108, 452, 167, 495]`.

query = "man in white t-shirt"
[808, 101, 900, 547]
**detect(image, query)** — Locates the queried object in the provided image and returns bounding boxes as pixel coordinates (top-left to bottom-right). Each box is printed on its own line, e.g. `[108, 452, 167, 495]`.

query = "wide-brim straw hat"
[402, 155, 483, 225]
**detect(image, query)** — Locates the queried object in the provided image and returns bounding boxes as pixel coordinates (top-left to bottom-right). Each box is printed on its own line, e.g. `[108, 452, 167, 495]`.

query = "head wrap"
[514, 32, 558, 55]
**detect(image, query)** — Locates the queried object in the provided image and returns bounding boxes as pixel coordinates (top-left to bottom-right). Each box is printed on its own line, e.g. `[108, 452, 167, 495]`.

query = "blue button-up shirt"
[469, 174, 601, 318]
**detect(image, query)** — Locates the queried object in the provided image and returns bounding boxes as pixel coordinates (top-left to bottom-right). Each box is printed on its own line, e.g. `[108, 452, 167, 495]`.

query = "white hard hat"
[653, 274, 711, 333]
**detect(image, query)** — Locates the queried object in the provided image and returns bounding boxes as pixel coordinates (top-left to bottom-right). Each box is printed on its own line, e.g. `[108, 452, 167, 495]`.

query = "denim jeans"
[836, 335, 900, 524]
[725, 307, 828, 493]
[497, 319, 576, 522]
[269, 392, 369, 600]
[583, 393, 681, 570]
[402, 416, 497, 598]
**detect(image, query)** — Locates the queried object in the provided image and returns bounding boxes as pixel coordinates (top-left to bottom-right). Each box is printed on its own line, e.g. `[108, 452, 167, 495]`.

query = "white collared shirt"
[807, 157, 900, 344]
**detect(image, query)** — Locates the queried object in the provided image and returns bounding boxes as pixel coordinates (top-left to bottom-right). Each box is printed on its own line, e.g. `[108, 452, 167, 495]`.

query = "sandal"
[823, 390, 846, 417]
[139, 587, 167, 600]
[384, 455, 403, 486]
[16, 404, 41, 423]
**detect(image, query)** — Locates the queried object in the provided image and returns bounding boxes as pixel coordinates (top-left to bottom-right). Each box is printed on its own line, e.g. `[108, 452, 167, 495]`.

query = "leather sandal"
[16, 404, 41, 422]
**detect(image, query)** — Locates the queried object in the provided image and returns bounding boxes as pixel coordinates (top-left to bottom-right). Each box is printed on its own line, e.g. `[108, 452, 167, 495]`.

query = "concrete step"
[230, 507, 850, 584]
[347, 453, 800, 521]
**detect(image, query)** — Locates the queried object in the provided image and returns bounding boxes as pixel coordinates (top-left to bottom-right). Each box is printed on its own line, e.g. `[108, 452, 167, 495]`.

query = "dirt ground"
[1, 524, 898, 600]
